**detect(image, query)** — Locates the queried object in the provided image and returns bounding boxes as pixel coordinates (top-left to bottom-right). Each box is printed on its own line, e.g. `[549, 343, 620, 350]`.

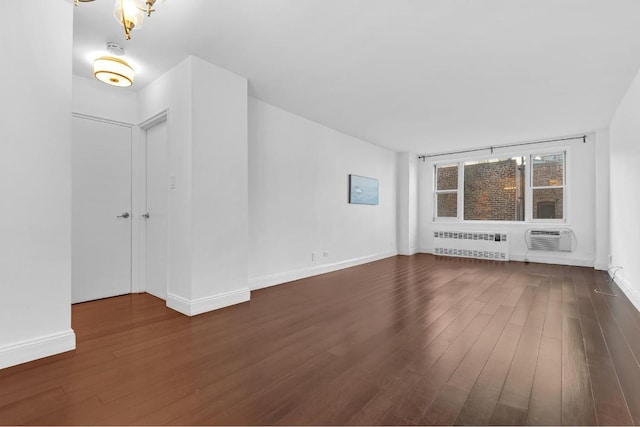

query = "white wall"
[0, 2, 75, 369]
[418, 134, 598, 267]
[594, 129, 610, 271]
[609, 67, 640, 310]
[190, 57, 249, 302]
[139, 58, 193, 304]
[72, 75, 139, 124]
[139, 56, 249, 315]
[396, 153, 418, 255]
[248, 98, 397, 289]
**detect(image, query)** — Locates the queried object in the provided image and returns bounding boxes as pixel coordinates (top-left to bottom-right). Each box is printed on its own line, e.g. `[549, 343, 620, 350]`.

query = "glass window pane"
[463, 157, 525, 221]
[436, 165, 458, 191]
[437, 193, 458, 217]
[533, 188, 563, 219]
[532, 153, 564, 187]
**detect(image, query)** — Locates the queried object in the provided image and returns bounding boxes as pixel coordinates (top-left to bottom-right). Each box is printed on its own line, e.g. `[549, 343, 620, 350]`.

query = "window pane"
[463, 157, 525, 221]
[437, 193, 458, 217]
[533, 188, 563, 219]
[436, 165, 458, 190]
[532, 153, 564, 187]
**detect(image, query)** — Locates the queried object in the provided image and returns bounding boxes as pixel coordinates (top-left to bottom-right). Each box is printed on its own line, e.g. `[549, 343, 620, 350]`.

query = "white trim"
[72, 112, 134, 128]
[131, 124, 144, 294]
[612, 272, 640, 312]
[594, 262, 608, 271]
[0, 330, 76, 370]
[167, 288, 250, 316]
[529, 150, 568, 223]
[138, 109, 169, 130]
[398, 247, 418, 256]
[138, 111, 170, 298]
[249, 251, 398, 291]
[433, 163, 460, 221]
[510, 253, 593, 267]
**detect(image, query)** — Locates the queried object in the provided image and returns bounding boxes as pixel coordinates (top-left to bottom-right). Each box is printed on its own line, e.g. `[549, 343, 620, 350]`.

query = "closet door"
[72, 116, 132, 303]
[144, 120, 168, 300]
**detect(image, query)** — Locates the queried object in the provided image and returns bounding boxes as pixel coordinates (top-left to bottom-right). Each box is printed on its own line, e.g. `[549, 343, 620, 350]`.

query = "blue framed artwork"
[349, 174, 379, 205]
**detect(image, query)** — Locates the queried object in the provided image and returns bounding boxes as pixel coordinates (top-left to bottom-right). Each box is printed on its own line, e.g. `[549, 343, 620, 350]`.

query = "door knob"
[117, 212, 130, 218]
[142, 213, 150, 219]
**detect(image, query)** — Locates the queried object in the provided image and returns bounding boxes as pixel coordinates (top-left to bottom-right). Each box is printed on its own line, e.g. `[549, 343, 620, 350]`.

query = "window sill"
[432, 219, 568, 226]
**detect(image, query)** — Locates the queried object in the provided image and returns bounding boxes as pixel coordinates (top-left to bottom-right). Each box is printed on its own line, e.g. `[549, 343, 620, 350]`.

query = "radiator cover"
[433, 231, 509, 261]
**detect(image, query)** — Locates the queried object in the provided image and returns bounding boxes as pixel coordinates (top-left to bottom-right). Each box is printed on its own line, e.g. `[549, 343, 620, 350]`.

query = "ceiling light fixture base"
[106, 42, 126, 56]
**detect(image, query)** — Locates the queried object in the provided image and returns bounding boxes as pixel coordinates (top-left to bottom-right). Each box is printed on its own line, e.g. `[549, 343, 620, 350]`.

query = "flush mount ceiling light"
[75, 0, 163, 40]
[94, 56, 135, 87]
[93, 44, 135, 87]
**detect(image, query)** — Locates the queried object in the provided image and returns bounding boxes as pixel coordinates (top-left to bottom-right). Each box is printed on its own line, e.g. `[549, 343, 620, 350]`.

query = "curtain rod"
[417, 134, 586, 161]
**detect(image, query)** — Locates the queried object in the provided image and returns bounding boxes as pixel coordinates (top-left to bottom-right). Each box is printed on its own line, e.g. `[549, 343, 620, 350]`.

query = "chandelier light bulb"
[75, 0, 164, 40]
[113, 0, 145, 40]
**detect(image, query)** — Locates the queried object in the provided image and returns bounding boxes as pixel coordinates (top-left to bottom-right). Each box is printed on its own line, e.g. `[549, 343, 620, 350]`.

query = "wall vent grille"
[433, 231, 509, 261]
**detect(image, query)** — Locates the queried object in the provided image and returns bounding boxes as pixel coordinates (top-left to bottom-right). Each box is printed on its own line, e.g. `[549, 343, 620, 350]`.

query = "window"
[433, 151, 566, 222]
[435, 164, 458, 218]
[536, 201, 556, 219]
[463, 157, 525, 221]
[531, 153, 565, 220]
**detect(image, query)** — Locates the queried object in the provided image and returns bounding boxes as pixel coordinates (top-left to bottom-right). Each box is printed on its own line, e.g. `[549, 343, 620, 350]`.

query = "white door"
[144, 120, 168, 300]
[72, 116, 132, 303]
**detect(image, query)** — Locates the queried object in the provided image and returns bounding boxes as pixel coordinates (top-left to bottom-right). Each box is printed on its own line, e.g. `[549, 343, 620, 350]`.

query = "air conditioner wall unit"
[526, 229, 573, 252]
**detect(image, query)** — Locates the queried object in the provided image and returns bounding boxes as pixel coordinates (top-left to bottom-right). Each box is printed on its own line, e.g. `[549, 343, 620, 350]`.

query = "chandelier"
[75, 0, 162, 40]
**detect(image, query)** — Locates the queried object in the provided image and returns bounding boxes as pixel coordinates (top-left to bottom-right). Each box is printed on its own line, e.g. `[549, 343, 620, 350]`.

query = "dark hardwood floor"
[1, 254, 639, 425]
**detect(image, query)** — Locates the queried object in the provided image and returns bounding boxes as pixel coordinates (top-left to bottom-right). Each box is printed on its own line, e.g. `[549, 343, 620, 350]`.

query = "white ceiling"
[73, 0, 640, 153]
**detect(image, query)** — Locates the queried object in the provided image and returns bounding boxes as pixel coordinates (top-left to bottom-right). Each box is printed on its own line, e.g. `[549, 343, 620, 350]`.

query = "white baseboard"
[167, 288, 250, 316]
[612, 271, 640, 312]
[398, 247, 418, 256]
[510, 253, 593, 267]
[249, 250, 398, 291]
[594, 262, 608, 271]
[0, 330, 76, 370]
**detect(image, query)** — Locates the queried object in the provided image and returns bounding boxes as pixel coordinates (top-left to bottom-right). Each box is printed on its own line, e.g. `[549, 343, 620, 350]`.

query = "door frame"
[71, 110, 169, 299]
[137, 109, 169, 297]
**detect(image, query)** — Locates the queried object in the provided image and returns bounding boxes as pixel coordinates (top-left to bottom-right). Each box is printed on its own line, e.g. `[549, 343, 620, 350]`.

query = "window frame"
[433, 163, 461, 221]
[528, 151, 567, 222]
[432, 147, 569, 223]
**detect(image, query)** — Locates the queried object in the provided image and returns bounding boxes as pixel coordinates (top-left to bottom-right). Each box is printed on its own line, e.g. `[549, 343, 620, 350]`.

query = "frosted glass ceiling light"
[94, 56, 135, 87]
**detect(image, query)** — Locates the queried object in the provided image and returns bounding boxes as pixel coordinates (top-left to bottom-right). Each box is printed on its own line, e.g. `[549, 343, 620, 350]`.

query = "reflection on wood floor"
[1, 254, 639, 425]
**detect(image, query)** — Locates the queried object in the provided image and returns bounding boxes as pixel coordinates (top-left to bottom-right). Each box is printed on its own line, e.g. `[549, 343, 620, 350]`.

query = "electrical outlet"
[323, 251, 329, 257]
[311, 252, 316, 262]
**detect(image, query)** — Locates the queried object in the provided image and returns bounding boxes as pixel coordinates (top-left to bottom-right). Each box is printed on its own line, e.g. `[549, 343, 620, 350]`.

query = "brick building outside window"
[433, 152, 565, 222]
